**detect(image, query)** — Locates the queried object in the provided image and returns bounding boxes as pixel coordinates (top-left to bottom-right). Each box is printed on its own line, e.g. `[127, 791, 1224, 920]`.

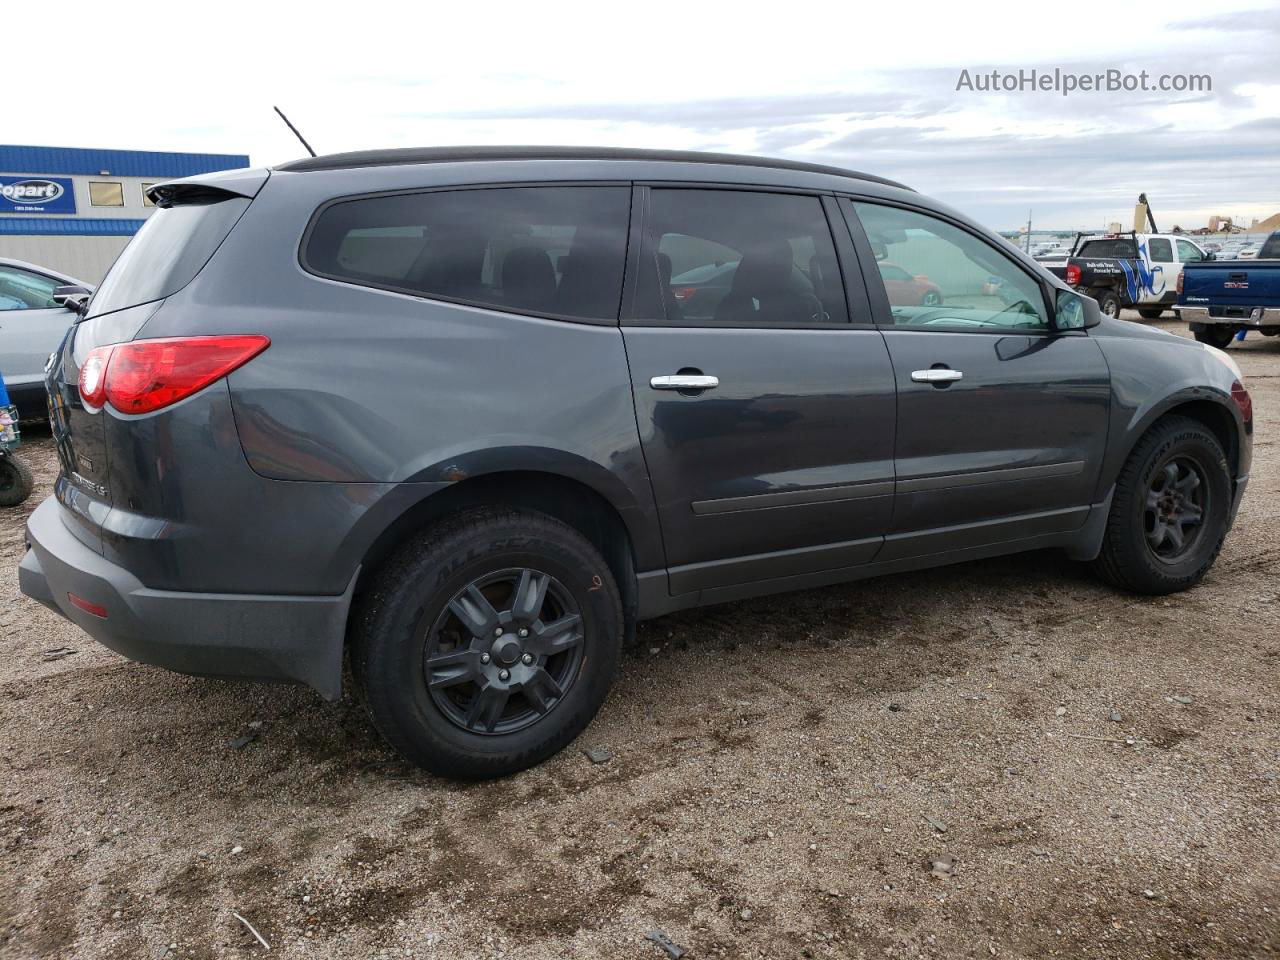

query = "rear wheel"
[353, 507, 623, 778]
[1193, 326, 1236, 349]
[0, 454, 34, 507]
[1091, 288, 1122, 319]
[1092, 416, 1231, 594]
[1137, 306, 1165, 320]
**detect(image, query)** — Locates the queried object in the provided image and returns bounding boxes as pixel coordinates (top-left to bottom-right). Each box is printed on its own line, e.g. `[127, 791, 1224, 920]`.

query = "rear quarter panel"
[134, 166, 663, 571]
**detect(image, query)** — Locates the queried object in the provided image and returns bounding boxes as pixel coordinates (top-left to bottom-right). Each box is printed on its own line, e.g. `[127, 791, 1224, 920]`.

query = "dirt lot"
[2, 317, 1278, 960]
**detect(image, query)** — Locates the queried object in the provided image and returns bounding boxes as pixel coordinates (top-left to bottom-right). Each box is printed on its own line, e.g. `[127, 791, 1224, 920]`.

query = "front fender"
[1093, 334, 1249, 499]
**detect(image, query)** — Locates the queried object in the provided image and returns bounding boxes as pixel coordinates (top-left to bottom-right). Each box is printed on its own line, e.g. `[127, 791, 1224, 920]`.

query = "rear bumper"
[1176, 305, 1280, 327]
[19, 497, 353, 700]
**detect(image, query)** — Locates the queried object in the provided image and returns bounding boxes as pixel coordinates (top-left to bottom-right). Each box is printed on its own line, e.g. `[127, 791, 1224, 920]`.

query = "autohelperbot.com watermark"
[955, 67, 1212, 96]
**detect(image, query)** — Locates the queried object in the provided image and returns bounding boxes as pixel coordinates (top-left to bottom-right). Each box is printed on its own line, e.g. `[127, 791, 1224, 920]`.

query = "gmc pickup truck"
[1044, 232, 1212, 319]
[1176, 231, 1280, 348]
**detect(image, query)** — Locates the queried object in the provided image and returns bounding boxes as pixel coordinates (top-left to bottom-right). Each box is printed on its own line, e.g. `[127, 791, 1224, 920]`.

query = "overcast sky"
[6, 0, 1277, 231]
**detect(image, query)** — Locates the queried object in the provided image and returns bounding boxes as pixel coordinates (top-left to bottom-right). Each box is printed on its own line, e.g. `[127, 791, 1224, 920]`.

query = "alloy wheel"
[1144, 455, 1207, 561]
[422, 568, 585, 735]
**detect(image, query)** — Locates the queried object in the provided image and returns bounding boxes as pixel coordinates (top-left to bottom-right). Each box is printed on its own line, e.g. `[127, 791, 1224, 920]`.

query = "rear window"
[89, 195, 250, 317]
[1076, 238, 1138, 259]
[303, 186, 631, 322]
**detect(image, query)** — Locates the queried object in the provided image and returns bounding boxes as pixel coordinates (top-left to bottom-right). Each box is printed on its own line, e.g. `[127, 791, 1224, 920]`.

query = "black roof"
[274, 145, 911, 191]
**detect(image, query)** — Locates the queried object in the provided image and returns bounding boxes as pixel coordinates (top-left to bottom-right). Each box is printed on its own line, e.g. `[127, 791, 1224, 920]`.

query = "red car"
[877, 261, 942, 306]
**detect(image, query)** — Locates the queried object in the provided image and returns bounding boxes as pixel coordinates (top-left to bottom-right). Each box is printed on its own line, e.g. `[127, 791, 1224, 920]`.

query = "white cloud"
[4, 0, 1276, 228]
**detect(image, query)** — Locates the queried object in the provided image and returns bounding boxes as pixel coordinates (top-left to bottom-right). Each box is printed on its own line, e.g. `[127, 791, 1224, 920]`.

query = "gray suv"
[19, 147, 1252, 778]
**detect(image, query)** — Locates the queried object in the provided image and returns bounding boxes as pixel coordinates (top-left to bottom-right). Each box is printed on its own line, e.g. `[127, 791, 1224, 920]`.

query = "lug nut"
[480, 653, 491, 664]
[494, 627, 503, 637]
[518, 628, 528, 638]
[521, 653, 534, 665]
[498, 669, 510, 681]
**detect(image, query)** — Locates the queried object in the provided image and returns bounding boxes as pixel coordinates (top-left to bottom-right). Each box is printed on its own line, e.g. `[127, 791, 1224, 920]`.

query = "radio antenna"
[273, 106, 317, 157]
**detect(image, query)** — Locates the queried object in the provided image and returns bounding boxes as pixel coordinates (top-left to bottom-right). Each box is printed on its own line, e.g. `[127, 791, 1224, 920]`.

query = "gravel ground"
[2, 316, 1277, 960]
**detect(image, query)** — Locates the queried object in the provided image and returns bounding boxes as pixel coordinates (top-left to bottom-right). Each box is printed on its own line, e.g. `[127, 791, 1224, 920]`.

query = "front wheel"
[0, 454, 34, 507]
[353, 507, 623, 778]
[1137, 306, 1165, 320]
[1193, 326, 1236, 349]
[1092, 416, 1232, 594]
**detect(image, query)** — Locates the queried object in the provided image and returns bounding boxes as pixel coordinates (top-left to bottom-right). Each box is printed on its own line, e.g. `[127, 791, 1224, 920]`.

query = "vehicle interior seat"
[714, 241, 821, 324]
[501, 246, 558, 310]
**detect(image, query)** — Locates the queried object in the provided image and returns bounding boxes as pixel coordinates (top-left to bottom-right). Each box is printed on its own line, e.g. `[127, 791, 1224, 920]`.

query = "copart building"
[0, 145, 249, 283]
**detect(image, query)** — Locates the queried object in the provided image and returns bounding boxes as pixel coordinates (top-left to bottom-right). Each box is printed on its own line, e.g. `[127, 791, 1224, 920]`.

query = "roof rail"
[274, 145, 912, 191]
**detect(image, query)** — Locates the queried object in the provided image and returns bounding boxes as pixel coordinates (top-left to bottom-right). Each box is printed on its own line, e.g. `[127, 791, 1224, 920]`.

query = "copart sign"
[0, 176, 77, 214]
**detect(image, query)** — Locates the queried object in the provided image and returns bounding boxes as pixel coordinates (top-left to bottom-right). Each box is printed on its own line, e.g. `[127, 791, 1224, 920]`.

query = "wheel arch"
[1110, 390, 1243, 493]
[349, 466, 654, 643]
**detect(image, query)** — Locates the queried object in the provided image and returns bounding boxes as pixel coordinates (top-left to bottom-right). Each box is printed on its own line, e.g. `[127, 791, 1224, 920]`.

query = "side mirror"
[52, 284, 92, 309]
[1054, 288, 1099, 331]
[1205, 252, 1216, 261]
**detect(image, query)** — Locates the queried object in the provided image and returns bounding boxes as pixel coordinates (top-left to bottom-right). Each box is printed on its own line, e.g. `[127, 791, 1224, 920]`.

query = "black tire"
[1091, 288, 1122, 319]
[1137, 306, 1165, 320]
[1092, 416, 1232, 595]
[0, 455, 34, 507]
[1194, 327, 1236, 349]
[353, 506, 623, 778]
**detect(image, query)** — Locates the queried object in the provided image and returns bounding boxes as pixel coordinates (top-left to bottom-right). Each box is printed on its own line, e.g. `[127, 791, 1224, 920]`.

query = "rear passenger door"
[841, 199, 1110, 559]
[622, 187, 897, 596]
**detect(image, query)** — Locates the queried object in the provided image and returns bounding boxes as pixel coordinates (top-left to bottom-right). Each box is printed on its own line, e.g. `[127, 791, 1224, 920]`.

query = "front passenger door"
[843, 200, 1111, 560]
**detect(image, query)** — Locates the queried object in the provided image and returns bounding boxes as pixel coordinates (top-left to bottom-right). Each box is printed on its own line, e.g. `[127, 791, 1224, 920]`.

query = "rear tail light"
[1231, 380, 1252, 425]
[1176, 270, 1184, 295]
[77, 335, 270, 415]
[1065, 263, 1081, 286]
[671, 286, 698, 301]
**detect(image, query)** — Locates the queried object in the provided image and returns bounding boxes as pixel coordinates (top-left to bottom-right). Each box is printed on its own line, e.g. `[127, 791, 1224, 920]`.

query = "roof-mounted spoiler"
[146, 167, 269, 207]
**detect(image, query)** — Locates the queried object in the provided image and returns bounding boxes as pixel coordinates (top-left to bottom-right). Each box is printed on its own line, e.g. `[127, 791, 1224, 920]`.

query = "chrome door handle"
[911, 369, 963, 383]
[650, 375, 719, 391]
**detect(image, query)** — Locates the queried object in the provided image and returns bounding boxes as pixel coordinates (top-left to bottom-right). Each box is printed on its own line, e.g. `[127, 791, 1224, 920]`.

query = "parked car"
[877, 261, 942, 305]
[1176, 230, 1280, 347]
[0, 258, 93, 420]
[1044, 232, 1212, 320]
[19, 147, 1252, 778]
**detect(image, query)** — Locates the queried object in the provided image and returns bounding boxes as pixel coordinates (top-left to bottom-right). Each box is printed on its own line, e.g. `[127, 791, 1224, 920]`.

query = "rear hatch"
[1181, 262, 1280, 314]
[47, 177, 261, 550]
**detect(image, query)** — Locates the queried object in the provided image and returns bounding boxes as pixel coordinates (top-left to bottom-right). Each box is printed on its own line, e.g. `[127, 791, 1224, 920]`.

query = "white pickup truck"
[1042, 232, 1213, 319]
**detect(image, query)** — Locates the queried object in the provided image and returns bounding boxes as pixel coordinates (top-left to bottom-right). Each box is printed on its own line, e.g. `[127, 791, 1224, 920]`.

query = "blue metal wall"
[0, 145, 249, 179]
[0, 217, 147, 236]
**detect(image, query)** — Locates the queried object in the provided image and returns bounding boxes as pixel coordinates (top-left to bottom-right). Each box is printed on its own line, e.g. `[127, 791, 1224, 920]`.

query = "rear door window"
[637, 189, 848, 325]
[89, 194, 250, 317]
[304, 186, 631, 322]
[1147, 238, 1173, 261]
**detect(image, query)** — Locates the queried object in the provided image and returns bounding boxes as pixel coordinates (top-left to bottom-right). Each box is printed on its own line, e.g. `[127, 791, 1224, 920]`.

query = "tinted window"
[852, 201, 1048, 331]
[1147, 238, 1173, 261]
[642, 189, 847, 325]
[0, 265, 58, 311]
[1261, 233, 1280, 260]
[1176, 239, 1204, 262]
[1076, 238, 1138, 258]
[305, 186, 631, 321]
[90, 196, 251, 317]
